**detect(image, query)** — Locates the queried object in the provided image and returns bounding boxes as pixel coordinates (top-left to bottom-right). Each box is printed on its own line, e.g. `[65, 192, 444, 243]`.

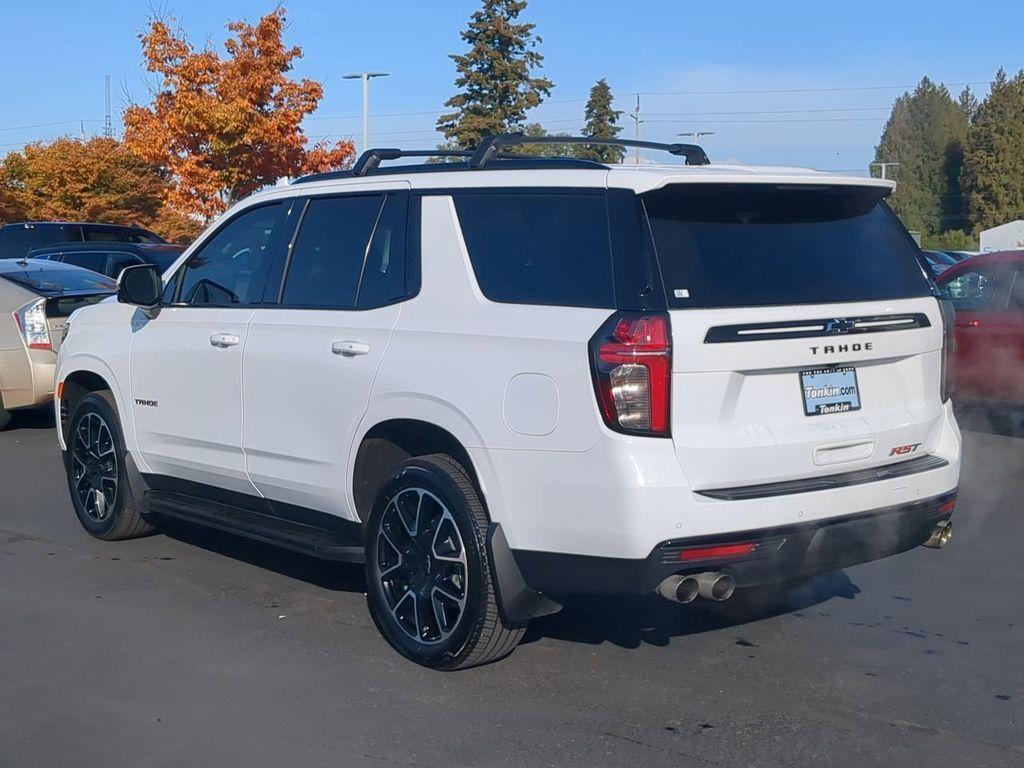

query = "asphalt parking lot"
[1, 407, 1021, 768]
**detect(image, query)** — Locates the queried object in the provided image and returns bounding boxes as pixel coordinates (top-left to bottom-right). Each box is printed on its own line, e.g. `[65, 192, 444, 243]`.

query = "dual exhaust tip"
[922, 520, 953, 549]
[658, 572, 735, 604]
[660, 520, 953, 604]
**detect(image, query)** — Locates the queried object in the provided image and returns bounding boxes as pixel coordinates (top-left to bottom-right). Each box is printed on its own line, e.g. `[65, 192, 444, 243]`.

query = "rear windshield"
[0, 223, 81, 260]
[0, 265, 115, 297]
[45, 294, 111, 318]
[643, 184, 932, 309]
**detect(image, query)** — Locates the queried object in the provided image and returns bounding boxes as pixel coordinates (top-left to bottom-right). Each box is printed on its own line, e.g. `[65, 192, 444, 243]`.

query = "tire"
[0, 403, 10, 431]
[65, 391, 154, 541]
[365, 454, 526, 670]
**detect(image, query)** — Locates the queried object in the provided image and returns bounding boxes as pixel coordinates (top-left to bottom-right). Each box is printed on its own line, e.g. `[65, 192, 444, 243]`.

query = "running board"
[146, 490, 365, 563]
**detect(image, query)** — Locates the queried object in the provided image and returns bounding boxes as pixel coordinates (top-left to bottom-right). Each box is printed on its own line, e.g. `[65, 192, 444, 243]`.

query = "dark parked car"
[936, 250, 1024, 406]
[0, 221, 165, 261]
[27, 242, 185, 280]
[921, 249, 959, 276]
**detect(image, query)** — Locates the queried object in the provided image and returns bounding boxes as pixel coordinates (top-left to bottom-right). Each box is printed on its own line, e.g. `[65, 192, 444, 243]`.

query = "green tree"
[577, 78, 624, 163]
[921, 229, 977, 251]
[961, 69, 1024, 232]
[872, 77, 968, 236]
[506, 122, 575, 157]
[437, 0, 553, 148]
[958, 85, 980, 122]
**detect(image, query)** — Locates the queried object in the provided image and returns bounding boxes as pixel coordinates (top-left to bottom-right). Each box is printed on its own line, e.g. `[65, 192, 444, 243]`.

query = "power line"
[0, 119, 102, 133]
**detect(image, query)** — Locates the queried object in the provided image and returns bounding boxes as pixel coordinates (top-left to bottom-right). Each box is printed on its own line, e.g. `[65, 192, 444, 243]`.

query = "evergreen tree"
[437, 0, 553, 149]
[873, 77, 969, 236]
[577, 78, 625, 163]
[961, 69, 1024, 232]
[958, 85, 980, 122]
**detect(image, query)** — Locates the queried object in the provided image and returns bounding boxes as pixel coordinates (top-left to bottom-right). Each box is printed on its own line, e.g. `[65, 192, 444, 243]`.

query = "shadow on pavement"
[524, 571, 860, 649]
[155, 513, 860, 650]
[955, 402, 1023, 438]
[156, 516, 366, 593]
[7, 406, 56, 431]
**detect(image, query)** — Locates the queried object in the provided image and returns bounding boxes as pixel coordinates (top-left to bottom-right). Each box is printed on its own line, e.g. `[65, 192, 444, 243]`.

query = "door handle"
[210, 332, 241, 348]
[332, 340, 370, 357]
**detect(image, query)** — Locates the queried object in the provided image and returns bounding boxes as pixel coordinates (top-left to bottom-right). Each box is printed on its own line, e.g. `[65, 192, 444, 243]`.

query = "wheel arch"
[350, 412, 497, 525]
[57, 357, 131, 451]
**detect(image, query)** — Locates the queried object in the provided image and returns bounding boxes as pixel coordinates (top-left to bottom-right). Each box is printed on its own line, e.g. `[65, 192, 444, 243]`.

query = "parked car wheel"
[65, 391, 153, 540]
[365, 454, 525, 670]
[0, 403, 10, 431]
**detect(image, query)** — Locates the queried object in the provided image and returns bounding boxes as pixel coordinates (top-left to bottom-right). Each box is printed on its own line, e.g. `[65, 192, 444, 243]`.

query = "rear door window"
[643, 184, 932, 309]
[280, 195, 384, 309]
[452, 191, 615, 308]
[61, 250, 109, 274]
[106, 252, 143, 280]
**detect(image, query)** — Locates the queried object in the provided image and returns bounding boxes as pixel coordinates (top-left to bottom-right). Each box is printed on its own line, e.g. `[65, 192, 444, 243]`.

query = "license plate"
[799, 366, 861, 416]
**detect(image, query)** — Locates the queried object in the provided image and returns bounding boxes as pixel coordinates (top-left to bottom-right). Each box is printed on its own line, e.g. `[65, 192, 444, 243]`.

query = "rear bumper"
[512, 490, 957, 596]
[0, 347, 55, 409]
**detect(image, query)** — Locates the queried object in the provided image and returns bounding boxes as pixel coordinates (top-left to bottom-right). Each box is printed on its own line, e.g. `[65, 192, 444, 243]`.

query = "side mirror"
[117, 263, 162, 310]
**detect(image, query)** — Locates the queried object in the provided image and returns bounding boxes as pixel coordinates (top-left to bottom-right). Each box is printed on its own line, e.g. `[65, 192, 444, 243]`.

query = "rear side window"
[453, 192, 615, 308]
[282, 195, 383, 309]
[62, 250, 108, 274]
[644, 185, 932, 309]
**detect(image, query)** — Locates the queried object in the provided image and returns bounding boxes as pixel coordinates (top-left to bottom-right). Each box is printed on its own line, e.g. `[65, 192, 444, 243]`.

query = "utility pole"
[628, 93, 642, 164]
[678, 130, 715, 144]
[104, 75, 112, 139]
[871, 161, 899, 179]
[343, 71, 390, 153]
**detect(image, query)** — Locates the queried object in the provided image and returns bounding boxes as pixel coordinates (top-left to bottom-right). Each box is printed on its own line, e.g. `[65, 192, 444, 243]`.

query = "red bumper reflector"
[938, 499, 955, 515]
[679, 542, 755, 562]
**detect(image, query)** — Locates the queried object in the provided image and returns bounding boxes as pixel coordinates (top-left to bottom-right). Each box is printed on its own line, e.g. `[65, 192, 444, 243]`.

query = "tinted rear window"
[0, 224, 81, 260]
[0, 265, 115, 296]
[643, 185, 932, 309]
[453, 192, 614, 308]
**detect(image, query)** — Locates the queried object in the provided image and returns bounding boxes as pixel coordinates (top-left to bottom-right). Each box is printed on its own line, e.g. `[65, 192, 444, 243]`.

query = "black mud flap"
[486, 523, 563, 624]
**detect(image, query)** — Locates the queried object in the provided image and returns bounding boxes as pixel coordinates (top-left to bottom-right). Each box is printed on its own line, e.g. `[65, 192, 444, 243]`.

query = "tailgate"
[670, 298, 945, 491]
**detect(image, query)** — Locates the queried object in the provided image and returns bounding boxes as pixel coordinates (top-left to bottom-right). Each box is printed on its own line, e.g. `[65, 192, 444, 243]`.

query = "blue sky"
[0, 0, 1020, 171]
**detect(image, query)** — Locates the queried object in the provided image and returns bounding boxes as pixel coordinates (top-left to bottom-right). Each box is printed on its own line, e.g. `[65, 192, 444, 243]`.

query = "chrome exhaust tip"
[696, 572, 736, 602]
[657, 574, 700, 604]
[923, 520, 953, 549]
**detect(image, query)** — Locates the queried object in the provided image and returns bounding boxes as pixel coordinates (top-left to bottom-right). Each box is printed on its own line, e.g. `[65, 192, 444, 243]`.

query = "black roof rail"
[469, 134, 710, 168]
[291, 134, 710, 184]
[352, 148, 473, 176]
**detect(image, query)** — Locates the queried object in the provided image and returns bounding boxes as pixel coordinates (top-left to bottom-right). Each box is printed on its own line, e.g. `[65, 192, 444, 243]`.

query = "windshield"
[643, 184, 933, 309]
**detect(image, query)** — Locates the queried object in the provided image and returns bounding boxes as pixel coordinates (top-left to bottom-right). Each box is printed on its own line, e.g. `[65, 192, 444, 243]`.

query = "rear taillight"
[589, 312, 671, 436]
[938, 298, 956, 402]
[12, 298, 52, 351]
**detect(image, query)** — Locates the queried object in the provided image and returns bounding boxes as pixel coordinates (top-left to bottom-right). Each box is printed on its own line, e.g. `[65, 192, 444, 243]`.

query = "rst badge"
[889, 442, 921, 456]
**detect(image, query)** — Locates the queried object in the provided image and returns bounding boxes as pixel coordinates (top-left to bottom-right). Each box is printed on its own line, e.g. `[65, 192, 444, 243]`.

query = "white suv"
[55, 135, 961, 669]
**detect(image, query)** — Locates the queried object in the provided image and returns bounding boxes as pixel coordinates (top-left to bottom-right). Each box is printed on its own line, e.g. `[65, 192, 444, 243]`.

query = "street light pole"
[678, 130, 715, 144]
[343, 71, 390, 153]
[871, 161, 899, 180]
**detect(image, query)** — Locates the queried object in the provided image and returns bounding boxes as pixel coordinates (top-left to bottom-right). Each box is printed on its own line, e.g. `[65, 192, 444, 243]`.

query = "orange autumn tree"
[124, 8, 354, 219]
[0, 137, 200, 240]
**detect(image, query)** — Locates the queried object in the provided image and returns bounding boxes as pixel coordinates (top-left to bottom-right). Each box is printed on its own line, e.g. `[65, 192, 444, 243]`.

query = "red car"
[936, 251, 1024, 405]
